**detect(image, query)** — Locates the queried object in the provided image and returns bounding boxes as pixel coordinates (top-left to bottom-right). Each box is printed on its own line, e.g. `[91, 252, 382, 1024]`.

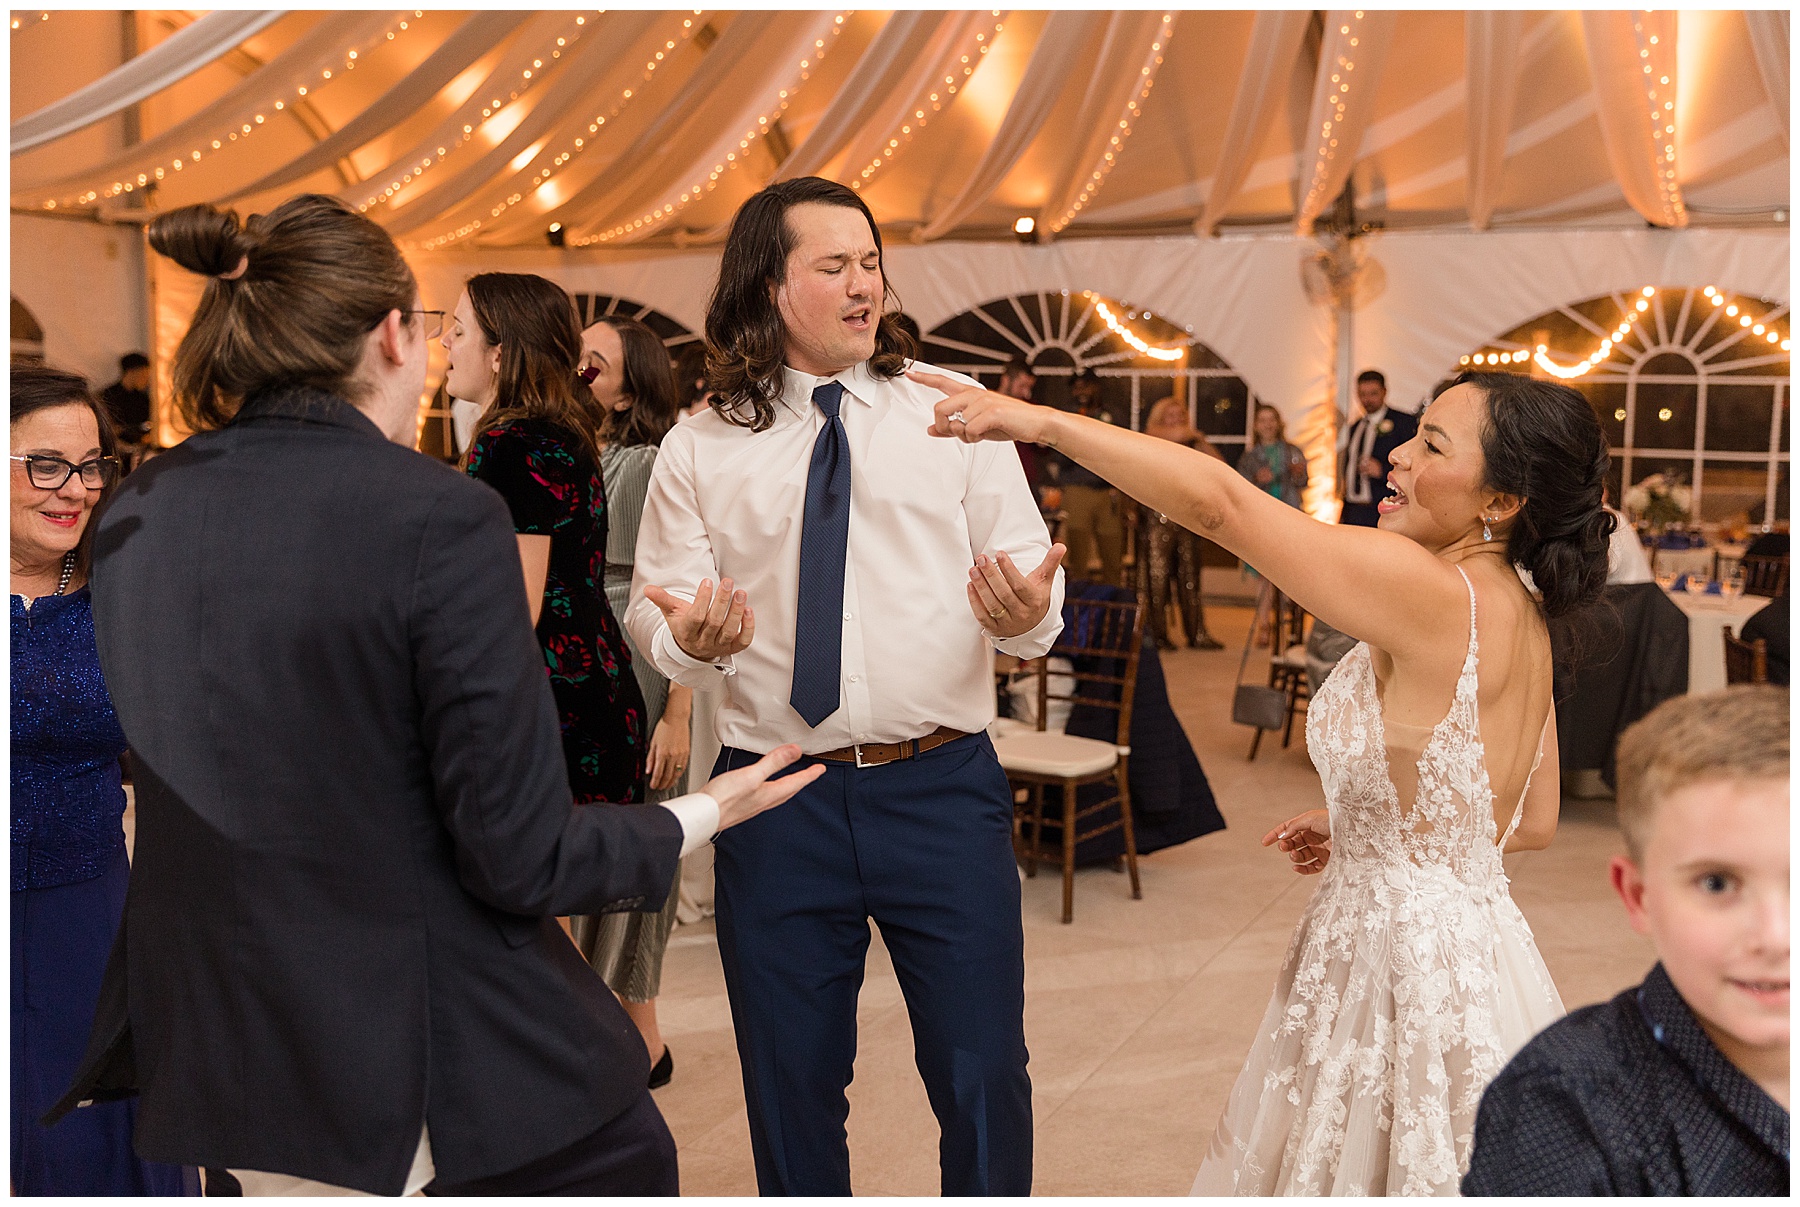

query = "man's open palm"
[645, 577, 755, 662]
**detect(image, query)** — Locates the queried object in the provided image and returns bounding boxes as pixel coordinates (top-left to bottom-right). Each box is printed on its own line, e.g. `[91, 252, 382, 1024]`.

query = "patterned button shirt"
[1463, 963, 1790, 1196]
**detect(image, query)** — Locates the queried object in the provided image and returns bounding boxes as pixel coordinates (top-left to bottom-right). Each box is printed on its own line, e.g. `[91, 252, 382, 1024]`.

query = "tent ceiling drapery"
[11, 10, 1789, 246]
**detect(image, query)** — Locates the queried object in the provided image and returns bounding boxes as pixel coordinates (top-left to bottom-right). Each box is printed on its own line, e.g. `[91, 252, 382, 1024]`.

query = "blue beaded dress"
[11, 587, 198, 1196]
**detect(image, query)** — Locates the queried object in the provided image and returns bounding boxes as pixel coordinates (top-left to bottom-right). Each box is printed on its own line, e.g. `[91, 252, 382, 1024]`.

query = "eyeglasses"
[11, 454, 121, 490]
[406, 309, 448, 341]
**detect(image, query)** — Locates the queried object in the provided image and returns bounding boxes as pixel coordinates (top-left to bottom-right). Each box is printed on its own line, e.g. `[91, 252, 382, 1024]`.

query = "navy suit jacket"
[1338, 406, 1418, 509]
[54, 386, 683, 1193]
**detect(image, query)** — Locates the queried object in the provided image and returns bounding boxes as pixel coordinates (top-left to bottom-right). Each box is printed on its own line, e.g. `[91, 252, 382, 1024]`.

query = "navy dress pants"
[712, 732, 1031, 1196]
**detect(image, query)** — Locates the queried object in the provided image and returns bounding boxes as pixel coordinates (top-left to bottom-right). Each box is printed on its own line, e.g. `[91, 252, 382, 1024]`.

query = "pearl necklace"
[53, 550, 75, 596]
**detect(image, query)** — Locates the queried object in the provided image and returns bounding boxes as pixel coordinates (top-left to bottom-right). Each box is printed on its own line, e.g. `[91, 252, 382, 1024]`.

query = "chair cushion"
[1273, 644, 1308, 669]
[992, 730, 1121, 778]
[987, 715, 1036, 741]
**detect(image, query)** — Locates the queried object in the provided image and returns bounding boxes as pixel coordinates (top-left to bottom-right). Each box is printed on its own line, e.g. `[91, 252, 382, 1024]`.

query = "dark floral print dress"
[466, 417, 646, 803]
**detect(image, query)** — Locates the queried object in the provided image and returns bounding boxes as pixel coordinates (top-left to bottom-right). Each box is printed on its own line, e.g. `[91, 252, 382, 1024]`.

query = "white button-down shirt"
[1338, 404, 1388, 504]
[627, 360, 1064, 755]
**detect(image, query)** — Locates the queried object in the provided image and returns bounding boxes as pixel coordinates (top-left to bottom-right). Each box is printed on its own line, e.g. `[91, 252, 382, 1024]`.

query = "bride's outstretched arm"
[912, 371, 1468, 656]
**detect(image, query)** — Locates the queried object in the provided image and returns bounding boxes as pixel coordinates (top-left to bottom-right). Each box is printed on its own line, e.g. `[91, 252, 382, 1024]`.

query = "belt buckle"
[854, 744, 872, 769]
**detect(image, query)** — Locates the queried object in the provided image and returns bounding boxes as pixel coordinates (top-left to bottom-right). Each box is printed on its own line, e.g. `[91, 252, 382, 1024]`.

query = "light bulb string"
[1047, 12, 1176, 234]
[412, 12, 711, 250]
[357, 11, 600, 218]
[573, 11, 852, 247]
[31, 10, 414, 211]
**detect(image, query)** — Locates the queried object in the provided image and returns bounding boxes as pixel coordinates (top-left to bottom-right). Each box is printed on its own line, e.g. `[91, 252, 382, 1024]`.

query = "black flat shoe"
[1192, 634, 1225, 651]
[648, 1046, 673, 1090]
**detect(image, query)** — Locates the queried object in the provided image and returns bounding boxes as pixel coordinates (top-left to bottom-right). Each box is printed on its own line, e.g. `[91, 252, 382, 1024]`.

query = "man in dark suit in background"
[100, 352, 153, 452]
[1335, 369, 1418, 527]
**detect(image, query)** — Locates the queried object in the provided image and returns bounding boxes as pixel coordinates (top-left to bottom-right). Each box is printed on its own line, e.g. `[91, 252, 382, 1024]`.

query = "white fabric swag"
[13, 12, 395, 201]
[1581, 10, 1685, 228]
[1463, 11, 1524, 233]
[1194, 10, 1310, 237]
[220, 11, 531, 204]
[10, 10, 287, 154]
[1295, 10, 1398, 235]
[916, 9, 1107, 242]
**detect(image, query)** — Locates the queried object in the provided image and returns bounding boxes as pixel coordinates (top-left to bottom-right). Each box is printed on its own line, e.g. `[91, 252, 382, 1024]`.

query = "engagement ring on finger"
[988, 607, 1006, 619]
[949, 411, 966, 423]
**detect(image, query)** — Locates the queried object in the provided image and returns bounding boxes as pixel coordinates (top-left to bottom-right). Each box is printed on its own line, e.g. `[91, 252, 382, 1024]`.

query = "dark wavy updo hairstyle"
[705, 176, 915, 432]
[148, 194, 417, 430]
[1454, 371, 1613, 617]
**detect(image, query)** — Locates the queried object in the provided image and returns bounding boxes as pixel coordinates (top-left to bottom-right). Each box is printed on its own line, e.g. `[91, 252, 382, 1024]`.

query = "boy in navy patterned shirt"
[1464, 686, 1789, 1195]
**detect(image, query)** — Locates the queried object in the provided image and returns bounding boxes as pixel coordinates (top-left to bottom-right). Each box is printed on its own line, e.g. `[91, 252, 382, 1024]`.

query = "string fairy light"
[849, 12, 1005, 192]
[1632, 12, 1685, 226]
[573, 11, 852, 246]
[414, 12, 710, 250]
[1456, 286, 1789, 380]
[43, 12, 418, 211]
[10, 11, 50, 31]
[1049, 13, 1174, 233]
[357, 12, 605, 216]
[1092, 297, 1185, 361]
[1298, 10, 1368, 231]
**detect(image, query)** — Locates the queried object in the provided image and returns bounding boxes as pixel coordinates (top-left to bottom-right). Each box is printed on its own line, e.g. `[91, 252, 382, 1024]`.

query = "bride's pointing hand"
[909, 370, 1054, 445]
[1262, 808, 1332, 876]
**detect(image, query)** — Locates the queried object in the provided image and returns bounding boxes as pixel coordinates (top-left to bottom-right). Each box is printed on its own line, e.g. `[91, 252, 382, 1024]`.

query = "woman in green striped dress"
[569, 314, 689, 1089]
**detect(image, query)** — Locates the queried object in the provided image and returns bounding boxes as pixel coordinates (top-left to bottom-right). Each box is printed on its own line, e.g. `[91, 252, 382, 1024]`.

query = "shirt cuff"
[658, 792, 720, 858]
[651, 623, 736, 687]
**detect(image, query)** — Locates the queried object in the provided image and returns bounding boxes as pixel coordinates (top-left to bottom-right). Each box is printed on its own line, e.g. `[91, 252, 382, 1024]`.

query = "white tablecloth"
[1667, 590, 1770, 694]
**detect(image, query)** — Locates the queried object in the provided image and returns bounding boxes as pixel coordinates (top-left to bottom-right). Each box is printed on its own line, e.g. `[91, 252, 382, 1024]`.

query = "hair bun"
[148, 203, 251, 279]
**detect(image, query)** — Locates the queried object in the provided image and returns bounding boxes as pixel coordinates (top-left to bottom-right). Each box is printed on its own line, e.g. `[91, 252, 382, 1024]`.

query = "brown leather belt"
[812, 726, 969, 768]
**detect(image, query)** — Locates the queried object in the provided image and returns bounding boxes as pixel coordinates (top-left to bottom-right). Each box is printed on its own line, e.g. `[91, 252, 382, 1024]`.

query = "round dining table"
[1666, 588, 1772, 693]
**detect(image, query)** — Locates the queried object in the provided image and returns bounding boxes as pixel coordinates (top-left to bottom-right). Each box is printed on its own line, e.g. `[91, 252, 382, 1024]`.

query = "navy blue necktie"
[790, 380, 851, 727]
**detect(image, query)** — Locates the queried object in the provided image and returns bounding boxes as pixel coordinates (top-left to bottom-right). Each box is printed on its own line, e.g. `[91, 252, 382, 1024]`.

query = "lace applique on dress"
[1192, 568, 1563, 1196]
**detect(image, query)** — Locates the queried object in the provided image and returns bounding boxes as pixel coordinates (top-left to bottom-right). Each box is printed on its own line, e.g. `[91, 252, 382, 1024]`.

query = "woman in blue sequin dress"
[10, 367, 198, 1196]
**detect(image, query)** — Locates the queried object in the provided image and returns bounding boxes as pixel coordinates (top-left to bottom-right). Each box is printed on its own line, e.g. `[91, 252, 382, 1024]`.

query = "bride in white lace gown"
[910, 367, 1616, 1197]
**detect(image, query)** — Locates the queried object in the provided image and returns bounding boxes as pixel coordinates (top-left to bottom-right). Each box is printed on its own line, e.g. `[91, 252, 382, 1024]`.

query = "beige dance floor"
[653, 602, 1656, 1196]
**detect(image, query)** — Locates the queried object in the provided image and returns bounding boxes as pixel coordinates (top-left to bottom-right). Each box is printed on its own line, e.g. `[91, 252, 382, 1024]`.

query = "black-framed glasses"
[11, 454, 121, 490]
[406, 309, 448, 341]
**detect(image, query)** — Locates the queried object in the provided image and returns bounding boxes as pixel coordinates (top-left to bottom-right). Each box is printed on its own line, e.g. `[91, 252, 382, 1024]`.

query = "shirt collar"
[1637, 963, 1791, 1160]
[776, 361, 883, 419]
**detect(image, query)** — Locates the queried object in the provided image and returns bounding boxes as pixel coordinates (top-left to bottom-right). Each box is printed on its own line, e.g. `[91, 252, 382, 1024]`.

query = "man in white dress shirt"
[626, 177, 1064, 1196]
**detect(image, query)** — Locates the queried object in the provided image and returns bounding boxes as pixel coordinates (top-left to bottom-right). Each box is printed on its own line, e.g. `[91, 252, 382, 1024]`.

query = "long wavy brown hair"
[460, 272, 609, 471]
[704, 177, 914, 432]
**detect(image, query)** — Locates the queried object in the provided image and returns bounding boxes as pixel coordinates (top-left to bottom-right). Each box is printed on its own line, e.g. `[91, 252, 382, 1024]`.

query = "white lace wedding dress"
[1193, 569, 1564, 1196]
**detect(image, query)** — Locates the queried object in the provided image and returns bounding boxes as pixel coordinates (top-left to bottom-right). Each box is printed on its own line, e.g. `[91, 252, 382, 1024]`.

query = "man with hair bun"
[52, 195, 818, 1197]
[628, 176, 1064, 1196]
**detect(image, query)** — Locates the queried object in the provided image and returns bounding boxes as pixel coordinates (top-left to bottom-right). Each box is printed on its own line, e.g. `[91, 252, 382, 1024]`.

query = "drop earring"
[1482, 517, 1492, 542]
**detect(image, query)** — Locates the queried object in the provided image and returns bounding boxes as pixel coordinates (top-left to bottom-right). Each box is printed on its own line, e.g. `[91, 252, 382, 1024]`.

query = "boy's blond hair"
[1614, 685, 1789, 860]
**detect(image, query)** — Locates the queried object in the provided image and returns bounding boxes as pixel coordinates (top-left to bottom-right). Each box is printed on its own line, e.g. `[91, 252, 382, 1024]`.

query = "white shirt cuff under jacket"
[659, 791, 720, 857]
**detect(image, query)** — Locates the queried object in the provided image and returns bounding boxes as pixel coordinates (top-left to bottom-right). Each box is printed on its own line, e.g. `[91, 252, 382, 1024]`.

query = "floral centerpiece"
[1623, 472, 1692, 531]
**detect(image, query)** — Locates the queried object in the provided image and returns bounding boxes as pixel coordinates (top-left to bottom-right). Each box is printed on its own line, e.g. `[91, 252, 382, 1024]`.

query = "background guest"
[1049, 369, 1124, 584]
[571, 314, 690, 1088]
[1335, 369, 1416, 527]
[1236, 403, 1308, 508]
[11, 367, 195, 1197]
[444, 273, 648, 805]
[1464, 686, 1789, 1195]
[99, 352, 153, 457]
[996, 359, 1044, 499]
[1137, 395, 1224, 650]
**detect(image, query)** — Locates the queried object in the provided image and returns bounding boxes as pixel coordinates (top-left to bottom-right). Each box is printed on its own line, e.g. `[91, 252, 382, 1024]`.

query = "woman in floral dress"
[443, 272, 645, 804]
